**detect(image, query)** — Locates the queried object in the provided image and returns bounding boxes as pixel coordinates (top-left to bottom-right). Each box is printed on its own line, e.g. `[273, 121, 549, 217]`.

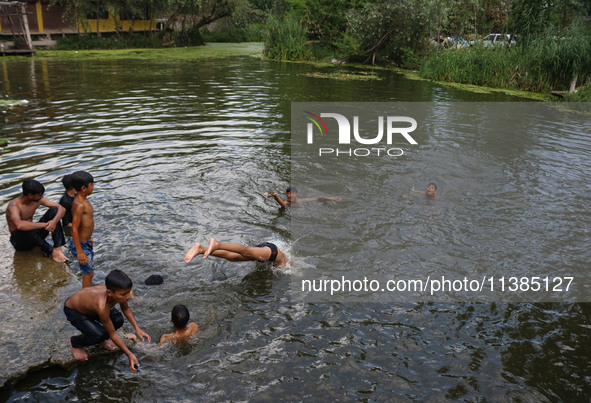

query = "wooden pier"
[0, 1, 35, 55]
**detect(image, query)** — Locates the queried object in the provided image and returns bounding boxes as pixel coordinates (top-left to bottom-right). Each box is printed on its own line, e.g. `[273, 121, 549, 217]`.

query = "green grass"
[563, 85, 591, 101]
[420, 27, 591, 95]
[263, 15, 312, 61]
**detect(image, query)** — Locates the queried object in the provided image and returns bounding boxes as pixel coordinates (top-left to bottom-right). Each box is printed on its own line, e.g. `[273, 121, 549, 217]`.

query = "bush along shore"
[420, 26, 591, 95]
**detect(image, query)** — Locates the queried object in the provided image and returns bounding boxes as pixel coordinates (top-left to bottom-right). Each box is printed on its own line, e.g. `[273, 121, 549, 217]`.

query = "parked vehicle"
[470, 34, 517, 47]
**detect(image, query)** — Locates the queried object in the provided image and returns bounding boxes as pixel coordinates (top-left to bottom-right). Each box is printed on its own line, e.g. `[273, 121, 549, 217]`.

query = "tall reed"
[263, 15, 312, 61]
[420, 26, 591, 93]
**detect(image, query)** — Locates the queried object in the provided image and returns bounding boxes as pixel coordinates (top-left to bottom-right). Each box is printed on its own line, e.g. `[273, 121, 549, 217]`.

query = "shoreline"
[0, 42, 553, 101]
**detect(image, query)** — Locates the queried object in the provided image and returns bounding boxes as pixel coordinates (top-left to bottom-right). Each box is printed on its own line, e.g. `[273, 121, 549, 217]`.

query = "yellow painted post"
[36, 1, 44, 32]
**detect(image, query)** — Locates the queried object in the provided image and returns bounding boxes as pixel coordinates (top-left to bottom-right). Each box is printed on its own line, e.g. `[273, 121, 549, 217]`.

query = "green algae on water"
[302, 70, 382, 81]
[33, 42, 265, 61]
[0, 99, 28, 108]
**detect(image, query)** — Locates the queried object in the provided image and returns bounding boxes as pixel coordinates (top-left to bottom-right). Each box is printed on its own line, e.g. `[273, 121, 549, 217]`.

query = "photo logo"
[304, 111, 329, 141]
[304, 112, 418, 157]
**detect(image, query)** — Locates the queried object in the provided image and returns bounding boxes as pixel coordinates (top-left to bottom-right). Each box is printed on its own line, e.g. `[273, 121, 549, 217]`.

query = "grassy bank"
[420, 30, 591, 94]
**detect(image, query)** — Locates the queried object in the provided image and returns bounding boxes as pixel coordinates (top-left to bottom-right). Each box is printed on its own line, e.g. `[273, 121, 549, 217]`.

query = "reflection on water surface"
[0, 47, 590, 400]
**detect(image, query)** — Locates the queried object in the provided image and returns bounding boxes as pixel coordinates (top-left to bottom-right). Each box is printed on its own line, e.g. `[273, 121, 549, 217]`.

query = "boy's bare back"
[160, 322, 199, 343]
[65, 285, 113, 316]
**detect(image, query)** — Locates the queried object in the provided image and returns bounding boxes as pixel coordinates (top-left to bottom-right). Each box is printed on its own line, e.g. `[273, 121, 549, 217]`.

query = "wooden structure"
[0, 1, 34, 54]
[0, 0, 156, 40]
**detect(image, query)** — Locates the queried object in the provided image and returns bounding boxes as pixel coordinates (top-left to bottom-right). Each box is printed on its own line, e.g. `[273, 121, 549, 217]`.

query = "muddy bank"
[0, 232, 134, 389]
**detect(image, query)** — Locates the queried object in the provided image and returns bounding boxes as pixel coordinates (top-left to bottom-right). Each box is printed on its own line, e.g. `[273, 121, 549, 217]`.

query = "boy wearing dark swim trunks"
[184, 238, 288, 268]
[6, 179, 69, 262]
[264, 185, 341, 207]
[64, 269, 151, 372]
[70, 171, 96, 288]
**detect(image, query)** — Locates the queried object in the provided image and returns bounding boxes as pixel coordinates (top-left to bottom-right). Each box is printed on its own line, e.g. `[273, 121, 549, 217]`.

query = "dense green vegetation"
[421, 24, 591, 92]
[49, 0, 591, 94]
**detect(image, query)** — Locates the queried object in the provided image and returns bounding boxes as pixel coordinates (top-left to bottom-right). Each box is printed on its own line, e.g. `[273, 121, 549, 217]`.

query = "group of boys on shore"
[5, 175, 347, 371]
[7, 174, 198, 371]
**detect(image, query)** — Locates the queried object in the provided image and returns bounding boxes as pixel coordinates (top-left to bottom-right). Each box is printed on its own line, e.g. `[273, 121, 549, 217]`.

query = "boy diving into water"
[185, 238, 289, 268]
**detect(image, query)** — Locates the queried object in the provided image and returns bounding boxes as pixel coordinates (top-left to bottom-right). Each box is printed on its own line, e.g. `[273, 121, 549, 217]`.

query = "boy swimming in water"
[126, 304, 198, 344]
[403, 182, 438, 199]
[184, 238, 289, 268]
[264, 185, 341, 207]
[160, 304, 199, 343]
[63, 269, 151, 372]
[425, 182, 437, 198]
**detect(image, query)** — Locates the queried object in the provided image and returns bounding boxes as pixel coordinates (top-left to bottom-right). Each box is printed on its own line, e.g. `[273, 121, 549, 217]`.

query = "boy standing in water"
[70, 171, 96, 288]
[264, 186, 341, 207]
[59, 174, 76, 228]
[185, 238, 289, 268]
[64, 269, 151, 372]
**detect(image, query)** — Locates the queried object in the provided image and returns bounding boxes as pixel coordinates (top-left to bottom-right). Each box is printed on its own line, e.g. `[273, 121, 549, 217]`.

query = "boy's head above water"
[172, 304, 190, 329]
[286, 186, 298, 203]
[426, 183, 437, 197]
[105, 270, 133, 303]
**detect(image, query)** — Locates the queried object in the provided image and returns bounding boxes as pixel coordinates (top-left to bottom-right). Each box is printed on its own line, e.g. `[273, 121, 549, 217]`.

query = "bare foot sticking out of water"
[184, 242, 202, 263]
[70, 338, 88, 361]
[101, 339, 117, 351]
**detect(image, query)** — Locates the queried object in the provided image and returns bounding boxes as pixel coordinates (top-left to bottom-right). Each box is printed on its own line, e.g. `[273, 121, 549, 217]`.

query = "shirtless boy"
[160, 305, 199, 343]
[425, 182, 438, 198]
[403, 182, 438, 199]
[64, 269, 151, 372]
[185, 238, 289, 268]
[6, 179, 68, 262]
[264, 186, 341, 207]
[125, 304, 198, 344]
[70, 171, 95, 287]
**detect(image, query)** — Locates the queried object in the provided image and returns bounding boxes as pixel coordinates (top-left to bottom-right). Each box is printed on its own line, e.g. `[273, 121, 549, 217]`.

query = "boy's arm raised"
[120, 301, 151, 343]
[264, 192, 287, 207]
[98, 306, 140, 372]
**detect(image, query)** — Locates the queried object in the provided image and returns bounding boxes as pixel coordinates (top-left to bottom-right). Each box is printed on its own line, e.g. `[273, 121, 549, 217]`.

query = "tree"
[345, 0, 438, 64]
[509, 0, 588, 43]
[159, 0, 238, 36]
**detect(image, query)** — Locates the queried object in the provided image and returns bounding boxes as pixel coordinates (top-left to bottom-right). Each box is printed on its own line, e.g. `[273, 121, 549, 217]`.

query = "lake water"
[0, 44, 590, 401]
